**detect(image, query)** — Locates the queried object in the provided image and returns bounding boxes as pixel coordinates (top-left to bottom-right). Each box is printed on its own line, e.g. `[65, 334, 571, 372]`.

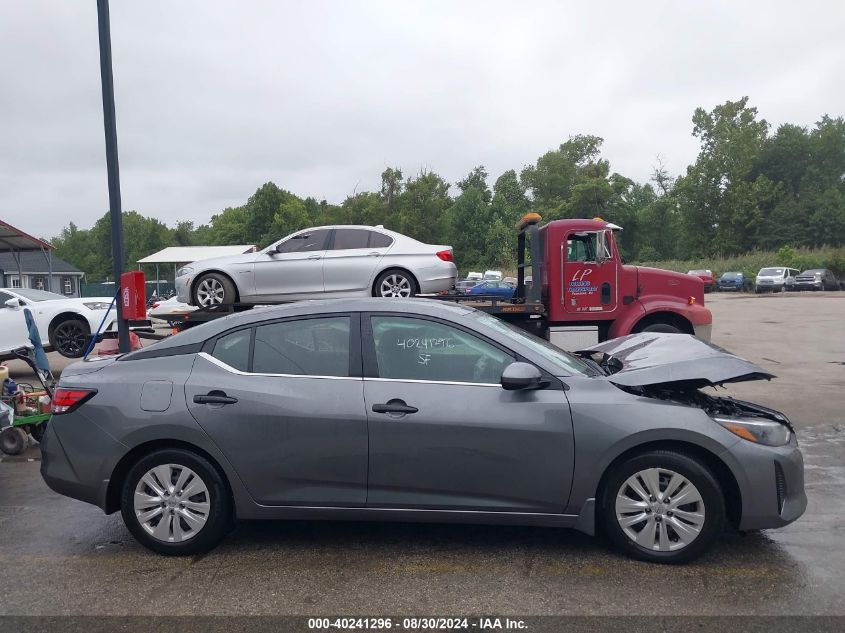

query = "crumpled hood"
[577, 332, 774, 388]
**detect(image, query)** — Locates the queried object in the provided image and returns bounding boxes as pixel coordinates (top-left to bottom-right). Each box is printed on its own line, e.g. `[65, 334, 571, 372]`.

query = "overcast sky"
[2, 0, 844, 238]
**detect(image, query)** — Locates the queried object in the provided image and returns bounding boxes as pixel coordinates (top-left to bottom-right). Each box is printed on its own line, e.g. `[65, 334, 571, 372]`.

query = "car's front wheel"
[120, 448, 232, 555]
[192, 273, 236, 307]
[49, 318, 91, 358]
[600, 450, 725, 564]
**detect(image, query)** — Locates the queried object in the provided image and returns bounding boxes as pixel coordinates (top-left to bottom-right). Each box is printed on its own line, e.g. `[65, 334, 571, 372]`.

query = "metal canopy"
[137, 245, 255, 264]
[0, 219, 56, 292]
[0, 220, 54, 252]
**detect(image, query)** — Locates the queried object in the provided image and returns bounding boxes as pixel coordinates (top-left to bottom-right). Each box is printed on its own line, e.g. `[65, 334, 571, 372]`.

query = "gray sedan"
[40, 299, 805, 563]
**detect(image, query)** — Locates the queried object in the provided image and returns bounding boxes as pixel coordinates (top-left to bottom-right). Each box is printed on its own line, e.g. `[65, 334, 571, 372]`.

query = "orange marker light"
[688, 296, 696, 305]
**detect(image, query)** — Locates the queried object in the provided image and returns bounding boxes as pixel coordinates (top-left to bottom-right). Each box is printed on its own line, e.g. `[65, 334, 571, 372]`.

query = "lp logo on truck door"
[563, 231, 618, 314]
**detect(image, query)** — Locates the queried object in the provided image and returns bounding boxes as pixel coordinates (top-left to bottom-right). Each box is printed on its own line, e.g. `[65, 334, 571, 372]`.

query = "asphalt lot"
[1, 292, 844, 617]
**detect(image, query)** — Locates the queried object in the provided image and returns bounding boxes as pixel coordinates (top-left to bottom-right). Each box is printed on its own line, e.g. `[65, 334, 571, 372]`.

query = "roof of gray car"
[124, 298, 476, 356]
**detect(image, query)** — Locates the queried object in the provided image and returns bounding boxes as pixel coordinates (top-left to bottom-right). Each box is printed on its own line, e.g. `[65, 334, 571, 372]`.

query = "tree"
[397, 170, 452, 244]
[380, 167, 404, 216]
[243, 182, 297, 244]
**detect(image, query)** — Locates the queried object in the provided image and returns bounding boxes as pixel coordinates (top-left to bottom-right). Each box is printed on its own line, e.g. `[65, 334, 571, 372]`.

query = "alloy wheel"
[54, 321, 87, 357]
[196, 278, 225, 306]
[615, 467, 706, 552]
[133, 464, 211, 543]
[379, 274, 412, 298]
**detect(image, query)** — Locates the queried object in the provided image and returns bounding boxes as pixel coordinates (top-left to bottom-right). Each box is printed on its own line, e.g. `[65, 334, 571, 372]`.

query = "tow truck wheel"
[639, 323, 683, 335]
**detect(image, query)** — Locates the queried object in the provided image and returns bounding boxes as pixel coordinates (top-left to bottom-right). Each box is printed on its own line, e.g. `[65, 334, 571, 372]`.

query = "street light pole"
[96, 0, 130, 352]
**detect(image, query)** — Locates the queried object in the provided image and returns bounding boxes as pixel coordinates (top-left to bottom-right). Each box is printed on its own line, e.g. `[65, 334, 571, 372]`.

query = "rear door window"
[332, 229, 371, 250]
[369, 232, 393, 248]
[212, 329, 251, 372]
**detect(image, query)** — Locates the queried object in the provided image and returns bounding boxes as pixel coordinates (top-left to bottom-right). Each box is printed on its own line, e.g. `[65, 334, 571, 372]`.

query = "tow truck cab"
[522, 216, 712, 349]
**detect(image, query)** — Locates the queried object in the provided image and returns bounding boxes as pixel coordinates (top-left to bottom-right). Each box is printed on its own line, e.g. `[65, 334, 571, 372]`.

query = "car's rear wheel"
[600, 450, 725, 564]
[49, 318, 90, 358]
[193, 273, 236, 307]
[374, 269, 417, 298]
[120, 448, 231, 555]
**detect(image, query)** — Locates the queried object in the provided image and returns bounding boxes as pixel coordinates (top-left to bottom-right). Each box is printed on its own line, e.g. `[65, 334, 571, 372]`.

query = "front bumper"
[793, 281, 822, 291]
[720, 435, 807, 530]
[175, 276, 192, 303]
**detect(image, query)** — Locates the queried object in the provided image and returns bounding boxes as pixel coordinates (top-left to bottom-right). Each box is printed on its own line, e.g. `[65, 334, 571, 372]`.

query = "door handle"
[368, 252, 381, 257]
[372, 400, 418, 415]
[194, 391, 238, 405]
[307, 254, 322, 260]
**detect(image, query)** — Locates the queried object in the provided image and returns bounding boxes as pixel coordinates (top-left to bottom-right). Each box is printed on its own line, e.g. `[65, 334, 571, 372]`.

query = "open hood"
[576, 332, 774, 388]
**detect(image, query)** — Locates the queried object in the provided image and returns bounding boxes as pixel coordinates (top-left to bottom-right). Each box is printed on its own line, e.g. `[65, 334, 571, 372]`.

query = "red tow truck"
[498, 214, 712, 348]
[167, 214, 712, 349]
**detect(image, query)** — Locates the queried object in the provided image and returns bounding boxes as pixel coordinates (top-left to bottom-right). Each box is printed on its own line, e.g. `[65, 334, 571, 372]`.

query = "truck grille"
[774, 461, 787, 514]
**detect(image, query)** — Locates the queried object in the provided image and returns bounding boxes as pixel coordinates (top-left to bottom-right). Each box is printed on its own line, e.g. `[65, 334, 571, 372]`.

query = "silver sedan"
[175, 225, 457, 306]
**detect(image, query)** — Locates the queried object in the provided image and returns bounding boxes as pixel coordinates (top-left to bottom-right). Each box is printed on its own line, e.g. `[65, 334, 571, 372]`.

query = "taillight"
[51, 388, 97, 415]
[436, 249, 453, 262]
[151, 303, 160, 309]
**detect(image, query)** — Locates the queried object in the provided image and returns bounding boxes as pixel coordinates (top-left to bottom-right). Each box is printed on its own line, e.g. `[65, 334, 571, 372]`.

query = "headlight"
[176, 266, 194, 277]
[83, 302, 112, 311]
[713, 416, 791, 446]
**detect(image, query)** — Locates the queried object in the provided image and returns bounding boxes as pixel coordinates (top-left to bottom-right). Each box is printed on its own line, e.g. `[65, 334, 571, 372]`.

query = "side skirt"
[234, 504, 591, 532]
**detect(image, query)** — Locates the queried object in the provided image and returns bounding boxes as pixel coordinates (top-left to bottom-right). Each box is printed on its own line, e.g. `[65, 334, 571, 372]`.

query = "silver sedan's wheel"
[377, 272, 414, 298]
[615, 467, 705, 552]
[196, 277, 225, 306]
[133, 464, 211, 543]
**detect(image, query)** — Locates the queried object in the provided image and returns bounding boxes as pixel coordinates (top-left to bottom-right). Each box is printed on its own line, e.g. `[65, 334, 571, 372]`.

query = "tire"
[29, 423, 46, 443]
[0, 427, 27, 455]
[49, 318, 90, 358]
[192, 273, 236, 307]
[600, 450, 725, 564]
[373, 269, 417, 298]
[639, 323, 683, 334]
[120, 448, 232, 556]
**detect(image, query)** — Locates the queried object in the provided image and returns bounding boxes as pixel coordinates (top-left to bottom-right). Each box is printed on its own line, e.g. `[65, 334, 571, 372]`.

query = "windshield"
[470, 311, 595, 377]
[759, 268, 784, 276]
[801, 269, 823, 275]
[688, 270, 710, 275]
[11, 288, 66, 302]
[721, 272, 741, 279]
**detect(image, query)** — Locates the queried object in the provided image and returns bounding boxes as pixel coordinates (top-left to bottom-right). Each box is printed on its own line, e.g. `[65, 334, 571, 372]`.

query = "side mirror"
[501, 362, 548, 391]
[274, 243, 285, 253]
[4, 298, 22, 310]
[596, 231, 611, 263]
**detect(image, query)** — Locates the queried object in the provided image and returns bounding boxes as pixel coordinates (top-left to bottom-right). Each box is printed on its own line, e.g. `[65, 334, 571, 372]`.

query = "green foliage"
[637, 245, 845, 283]
[51, 99, 845, 281]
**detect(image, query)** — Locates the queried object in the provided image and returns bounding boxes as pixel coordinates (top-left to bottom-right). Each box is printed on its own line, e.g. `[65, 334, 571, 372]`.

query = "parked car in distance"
[175, 225, 457, 307]
[41, 299, 805, 563]
[687, 269, 715, 292]
[467, 280, 516, 299]
[755, 267, 800, 293]
[483, 270, 503, 280]
[793, 269, 840, 291]
[0, 288, 116, 359]
[466, 272, 483, 281]
[455, 280, 482, 294]
[716, 271, 752, 292]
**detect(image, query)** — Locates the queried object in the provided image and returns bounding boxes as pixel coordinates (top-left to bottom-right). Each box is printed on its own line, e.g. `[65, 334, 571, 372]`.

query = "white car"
[148, 296, 197, 324]
[175, 225, 457, 307]
[0, 288, 116, 359]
